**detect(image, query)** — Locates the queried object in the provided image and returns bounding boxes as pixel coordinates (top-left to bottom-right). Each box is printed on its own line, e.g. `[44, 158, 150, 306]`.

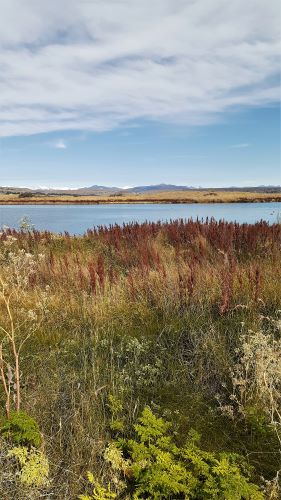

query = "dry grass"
[0, 219, 280, 498]
[0, 190, 281, 204]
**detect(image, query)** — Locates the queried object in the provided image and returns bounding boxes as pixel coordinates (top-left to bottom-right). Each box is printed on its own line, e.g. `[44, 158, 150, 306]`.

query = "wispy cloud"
[52, 139, 67, 149]
[230, 143, 250, 149]
[0, 0, 280, 137]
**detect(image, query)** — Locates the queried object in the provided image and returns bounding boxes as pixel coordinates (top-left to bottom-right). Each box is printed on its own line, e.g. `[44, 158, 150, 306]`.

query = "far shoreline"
[1, 201, 281, 206]
[0, 191, 281, 206]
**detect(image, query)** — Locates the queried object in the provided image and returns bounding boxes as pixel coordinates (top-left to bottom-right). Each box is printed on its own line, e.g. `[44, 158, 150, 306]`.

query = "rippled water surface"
[0, 202, 280, 234]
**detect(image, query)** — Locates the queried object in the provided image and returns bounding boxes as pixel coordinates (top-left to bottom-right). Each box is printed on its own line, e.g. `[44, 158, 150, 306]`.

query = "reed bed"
[1, 190, 281, 204]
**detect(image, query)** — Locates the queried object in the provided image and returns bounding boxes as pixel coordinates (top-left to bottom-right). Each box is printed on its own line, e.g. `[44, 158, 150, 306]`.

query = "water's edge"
[0, 202, 280, 234]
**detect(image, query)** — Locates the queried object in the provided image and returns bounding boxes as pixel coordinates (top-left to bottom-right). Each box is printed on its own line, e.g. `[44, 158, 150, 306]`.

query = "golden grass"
[0, 190, 281, 204]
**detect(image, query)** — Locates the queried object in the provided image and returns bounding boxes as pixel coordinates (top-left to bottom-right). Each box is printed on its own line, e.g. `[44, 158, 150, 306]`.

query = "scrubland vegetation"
[0, 218, 280, 498]
[1, 190, 281, 204]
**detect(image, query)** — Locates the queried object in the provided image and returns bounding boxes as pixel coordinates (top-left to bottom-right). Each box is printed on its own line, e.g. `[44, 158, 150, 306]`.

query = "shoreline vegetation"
[1, 190, 281, 205]
[0, 218, 280, 498]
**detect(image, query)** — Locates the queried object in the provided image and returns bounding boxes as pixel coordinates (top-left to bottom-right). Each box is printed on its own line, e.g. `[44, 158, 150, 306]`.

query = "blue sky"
[1, 106, 280, 188]
[0, 0, 280, 188]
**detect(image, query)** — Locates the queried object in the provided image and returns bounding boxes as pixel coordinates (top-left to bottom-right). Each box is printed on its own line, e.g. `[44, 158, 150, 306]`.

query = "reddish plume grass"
[127, 271, 136, 300]
[96, 255, 106, 288]
[253, 266, 262, 304]
[187, 261, 196, 301]
[88, 261, 97, 293]
[2, 218, 280, 310]
[219, 254, 236, 315]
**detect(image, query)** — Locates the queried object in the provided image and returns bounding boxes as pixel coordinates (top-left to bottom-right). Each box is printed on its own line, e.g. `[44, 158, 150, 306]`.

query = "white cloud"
[0, 0, 280, 137]
[52, 139, 67, 149]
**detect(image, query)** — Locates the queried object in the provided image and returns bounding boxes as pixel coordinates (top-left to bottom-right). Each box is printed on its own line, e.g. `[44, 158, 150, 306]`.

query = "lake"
[0, 202, 280, 234]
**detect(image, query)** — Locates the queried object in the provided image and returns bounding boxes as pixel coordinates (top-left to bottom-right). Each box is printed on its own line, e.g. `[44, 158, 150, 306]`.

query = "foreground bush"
[82, 407, 263, 499]
[0, 411, 42, 447]
[8, 446, 49, 488]
[0, 412, 49, 496]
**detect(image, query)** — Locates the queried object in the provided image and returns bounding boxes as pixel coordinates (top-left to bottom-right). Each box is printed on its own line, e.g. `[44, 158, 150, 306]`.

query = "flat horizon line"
[1, 183, 281, 191]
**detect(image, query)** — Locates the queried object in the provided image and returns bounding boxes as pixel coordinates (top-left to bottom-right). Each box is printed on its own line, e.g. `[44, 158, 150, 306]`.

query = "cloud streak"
[0, 0, 280, 137]
[52, 139, 67, 149]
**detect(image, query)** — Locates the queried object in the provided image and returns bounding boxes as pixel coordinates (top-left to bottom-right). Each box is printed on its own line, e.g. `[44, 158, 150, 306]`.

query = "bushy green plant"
[244, 405, 270, 435]
[79, 472, 116, 500]
[7, 446, 49, 487]
[104, 408, 264, 499]
[107, 394, 125, 434]
[0, 411, 42, 448]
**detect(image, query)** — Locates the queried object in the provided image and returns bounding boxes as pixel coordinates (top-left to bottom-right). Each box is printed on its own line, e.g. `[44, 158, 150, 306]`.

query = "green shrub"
[79, 472, 116, 500]
[18, 192, 34, 198]
[245, 405, 271, 435]
[0, 411, 42, 448]
[7, 446, 49, 487]
[107, 394, 125, 434]
[104, 408, 264, 499]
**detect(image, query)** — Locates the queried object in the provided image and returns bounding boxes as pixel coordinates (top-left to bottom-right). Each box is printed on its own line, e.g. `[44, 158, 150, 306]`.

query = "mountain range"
[0, 184, 280, 195]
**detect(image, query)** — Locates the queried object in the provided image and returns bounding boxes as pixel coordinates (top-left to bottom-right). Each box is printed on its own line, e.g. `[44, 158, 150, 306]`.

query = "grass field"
[1, 190, 281, 204]
[0, 219, 280, 498]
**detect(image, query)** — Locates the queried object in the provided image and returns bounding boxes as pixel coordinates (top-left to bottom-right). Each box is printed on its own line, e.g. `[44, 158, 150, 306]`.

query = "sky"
[0, 0, 280, 188]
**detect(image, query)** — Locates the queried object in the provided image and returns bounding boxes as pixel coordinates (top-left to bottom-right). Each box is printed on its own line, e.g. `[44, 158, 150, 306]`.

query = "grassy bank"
[1, 190, 281, 204]
[0, 219, 280, 498]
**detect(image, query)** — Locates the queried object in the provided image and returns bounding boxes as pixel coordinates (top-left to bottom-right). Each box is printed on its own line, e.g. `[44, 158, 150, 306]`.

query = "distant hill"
[79, 185, 121, 193]
[0, 184, 280, 196]
[126, 184, 194, 193]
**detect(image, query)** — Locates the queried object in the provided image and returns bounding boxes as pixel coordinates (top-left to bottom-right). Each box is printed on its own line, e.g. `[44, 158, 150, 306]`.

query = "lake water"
[0, 203, 280, 234]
